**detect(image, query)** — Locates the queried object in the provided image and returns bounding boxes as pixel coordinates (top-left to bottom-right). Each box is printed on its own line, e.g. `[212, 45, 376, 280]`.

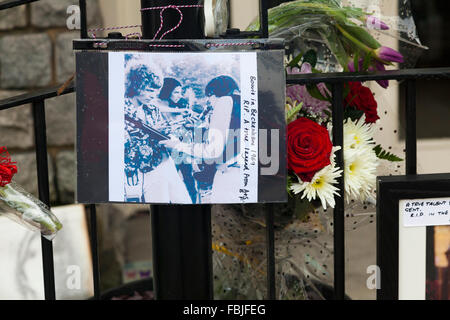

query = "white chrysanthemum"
[343, 116, 378, 202]
[344, 146, 378, 202]
[290, 148, 343, 209]
[344, 115, 375, 151]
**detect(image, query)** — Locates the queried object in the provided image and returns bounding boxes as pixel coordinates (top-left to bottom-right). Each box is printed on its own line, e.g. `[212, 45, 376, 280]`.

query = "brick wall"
[0, 0, 101, 205]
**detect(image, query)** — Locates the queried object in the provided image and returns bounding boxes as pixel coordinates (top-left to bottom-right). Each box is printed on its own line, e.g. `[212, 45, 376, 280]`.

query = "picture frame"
[75, 39, 287, 205]
[377, 173, 450, 300]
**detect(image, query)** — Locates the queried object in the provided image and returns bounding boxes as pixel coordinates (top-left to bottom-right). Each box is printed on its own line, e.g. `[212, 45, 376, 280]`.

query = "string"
[88, 4, 258, 49]
[88, 24, 142, 39]
[140, 4, 204, 40]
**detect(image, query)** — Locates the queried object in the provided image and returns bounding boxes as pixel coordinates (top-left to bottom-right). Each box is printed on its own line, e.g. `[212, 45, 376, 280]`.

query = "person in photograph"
[124, 65, 192, 203]
[157, 78, 197, 203]
[160, 75, 241, 203]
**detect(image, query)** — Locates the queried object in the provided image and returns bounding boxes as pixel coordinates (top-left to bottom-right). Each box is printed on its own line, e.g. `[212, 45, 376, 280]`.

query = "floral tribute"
[274, 0, 405, 209]
[0, 146, 62, 239]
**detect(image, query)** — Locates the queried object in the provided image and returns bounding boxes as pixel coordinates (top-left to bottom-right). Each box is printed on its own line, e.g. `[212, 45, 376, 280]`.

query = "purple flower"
[375, 46, 404, 64]
[366, 16, 389, 30]
[286, 63, 331, 120]
[347, 59, 389, 89]
[373, 61, 389, 89]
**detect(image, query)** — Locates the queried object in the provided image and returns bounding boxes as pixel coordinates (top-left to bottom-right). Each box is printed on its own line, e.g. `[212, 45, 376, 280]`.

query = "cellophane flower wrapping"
[212, 0, 422, 300]
[248, 0, 426, 71]
[0, 181, 62, 240]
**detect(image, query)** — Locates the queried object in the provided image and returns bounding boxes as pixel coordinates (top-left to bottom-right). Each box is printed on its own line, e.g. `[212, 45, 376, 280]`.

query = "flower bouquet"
[0, 147, 62, 240]
[212, 0, 420, 300]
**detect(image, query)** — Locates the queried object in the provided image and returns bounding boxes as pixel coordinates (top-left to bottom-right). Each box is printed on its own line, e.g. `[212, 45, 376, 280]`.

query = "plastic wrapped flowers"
[0, 146, 62, 240]
[286, 60, 403, 210]
[248, 0, 411, 79]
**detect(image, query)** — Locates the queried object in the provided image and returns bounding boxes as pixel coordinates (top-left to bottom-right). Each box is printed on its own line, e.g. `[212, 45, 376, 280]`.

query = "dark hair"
[125, 65, 162, 98]
[205, 76, 239, 97]
[159, 78, 182, 101]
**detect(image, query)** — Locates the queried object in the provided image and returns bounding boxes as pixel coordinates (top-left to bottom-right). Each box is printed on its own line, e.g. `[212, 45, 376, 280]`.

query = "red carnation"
[345, 82, 379, 123]
[287, 117, 333, 182]
[0, 146, 17, 187]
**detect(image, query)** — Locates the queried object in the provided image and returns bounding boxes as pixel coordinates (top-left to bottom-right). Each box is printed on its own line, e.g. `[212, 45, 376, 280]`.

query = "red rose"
[345, 82, 379, 123]
[287, 117, 333, 182]
[0, 146, 17, 187]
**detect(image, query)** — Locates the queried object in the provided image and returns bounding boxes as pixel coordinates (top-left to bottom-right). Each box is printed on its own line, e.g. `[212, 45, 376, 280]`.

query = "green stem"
[335, 23, 372, 54]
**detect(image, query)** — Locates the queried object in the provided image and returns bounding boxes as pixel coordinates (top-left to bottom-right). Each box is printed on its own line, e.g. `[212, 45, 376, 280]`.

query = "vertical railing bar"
[261, 0, 273, 300]
[141, 0, 212, 300]
[265, 203, 276, 299]
[405, 79, 417, 175]
[89, 204, 101, 299]
[79, 0, 88, 39]
[259, 0, 269, 38]
[331, 82, 345, 300]
[32, 99, 56, 300]
[78, 0, 101, 300]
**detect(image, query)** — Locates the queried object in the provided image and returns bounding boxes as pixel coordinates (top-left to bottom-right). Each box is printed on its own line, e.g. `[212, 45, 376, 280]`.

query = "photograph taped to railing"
[75, 49, 286, 205]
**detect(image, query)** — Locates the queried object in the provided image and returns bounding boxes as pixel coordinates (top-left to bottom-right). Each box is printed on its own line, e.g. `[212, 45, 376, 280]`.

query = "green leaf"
[287, 52, 304, 68]
[303, 49, 318, 68]
[318, 28, 350, 70]
[339, 22, 382, 50]
[344, 106, 364, 122]
[374, 145, 404, 162]
[286, 101, 303, 123]
[362, 51, 373, 71]
[294, 197, 315, 222]
[306, 84, 329, 101]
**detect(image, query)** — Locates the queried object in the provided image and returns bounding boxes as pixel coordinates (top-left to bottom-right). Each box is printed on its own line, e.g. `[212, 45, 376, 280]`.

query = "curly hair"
[125, 65, 163, 98]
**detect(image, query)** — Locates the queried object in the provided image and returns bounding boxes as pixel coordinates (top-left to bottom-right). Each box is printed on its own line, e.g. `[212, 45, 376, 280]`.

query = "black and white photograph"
[108, 52, 259, 204]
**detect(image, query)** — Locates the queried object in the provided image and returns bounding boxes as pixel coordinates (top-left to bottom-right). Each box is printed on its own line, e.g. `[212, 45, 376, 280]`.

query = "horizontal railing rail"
[0, 0, 38, 10]
[286, 67, 450, 84]
[0, 83, 75, 110]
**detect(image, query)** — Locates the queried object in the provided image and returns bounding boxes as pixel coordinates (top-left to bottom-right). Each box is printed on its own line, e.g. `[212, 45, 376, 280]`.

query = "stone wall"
[0, 0, 101, 205]
[0, 2, 152, 294]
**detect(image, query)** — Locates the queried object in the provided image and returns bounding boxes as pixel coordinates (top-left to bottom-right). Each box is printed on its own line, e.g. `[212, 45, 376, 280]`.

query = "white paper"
[108, 52, 259, 204]
[239, 52, 258, 203]
[398, 206, 426, 300]
[400, 198, 450, 227]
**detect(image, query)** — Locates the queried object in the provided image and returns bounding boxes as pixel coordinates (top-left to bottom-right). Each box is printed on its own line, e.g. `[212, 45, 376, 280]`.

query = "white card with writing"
[400, 198, 450, 227]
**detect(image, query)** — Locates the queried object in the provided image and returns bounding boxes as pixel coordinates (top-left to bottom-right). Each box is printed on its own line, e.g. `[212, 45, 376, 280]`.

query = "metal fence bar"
[286, 68, 450, 85]
[405, 80, 417, 175]
[0, 0, 38, 10]
[79, 0, 88, 39]
[331, 82, 345, 300]
[265, 204, 276, 299]
[151, 205, 213, 299]
[89, 204, 101, 299]
[140, 0, 213, 300]
[259, 0, 277, 301]
[0, 84, 75, 111]
[260, 0, 269, 38]
[32, 99, 56, 300]
[78, 0, 101, 300]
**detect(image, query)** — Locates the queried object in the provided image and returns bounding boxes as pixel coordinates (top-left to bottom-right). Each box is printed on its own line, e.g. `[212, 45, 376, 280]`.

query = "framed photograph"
[377, 174, 450, 300]
[76, 45, 286, 205]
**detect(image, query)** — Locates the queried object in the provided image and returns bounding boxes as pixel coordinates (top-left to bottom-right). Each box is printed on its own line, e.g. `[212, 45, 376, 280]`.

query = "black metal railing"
[1, 0, 450, 301]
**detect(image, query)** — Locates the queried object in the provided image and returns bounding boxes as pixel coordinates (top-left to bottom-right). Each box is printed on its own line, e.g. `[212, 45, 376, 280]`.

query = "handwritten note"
[239, 52, 258, 203]
[400, 198, 450, 227]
